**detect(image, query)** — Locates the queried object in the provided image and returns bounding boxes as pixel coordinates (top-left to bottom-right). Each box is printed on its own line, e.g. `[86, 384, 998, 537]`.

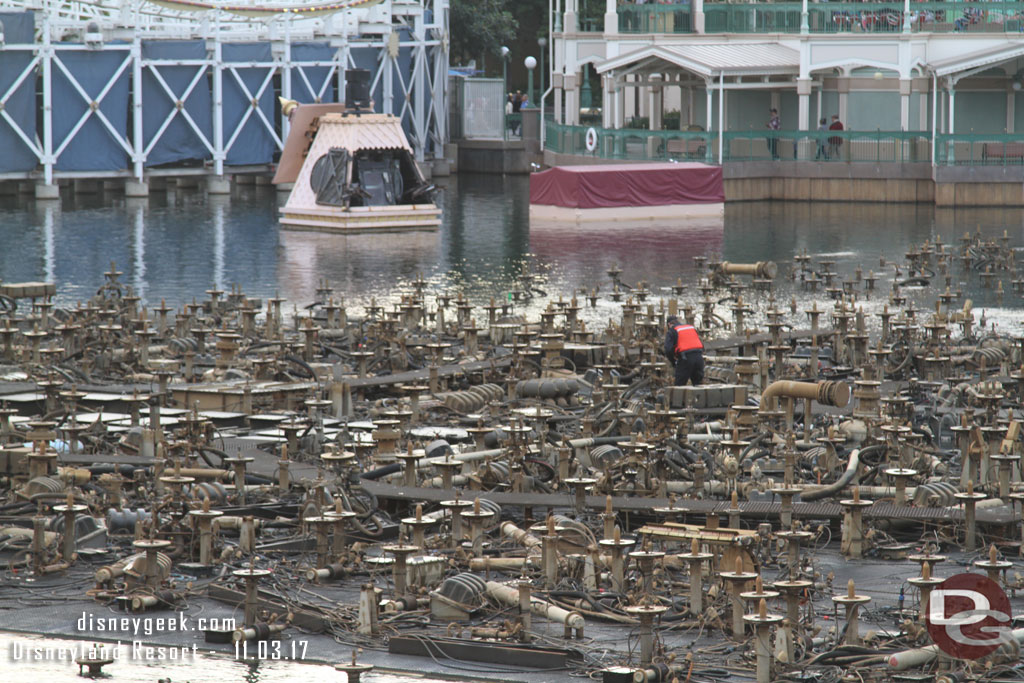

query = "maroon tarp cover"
[529, 163, 723, 209]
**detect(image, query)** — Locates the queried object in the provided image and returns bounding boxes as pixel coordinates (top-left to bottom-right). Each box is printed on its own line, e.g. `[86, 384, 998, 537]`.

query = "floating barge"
[275, 105, 440, 233]
[529, 162, 724, 223]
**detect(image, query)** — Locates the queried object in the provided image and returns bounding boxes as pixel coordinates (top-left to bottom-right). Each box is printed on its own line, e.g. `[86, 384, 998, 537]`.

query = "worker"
[664, 315, 704, 386]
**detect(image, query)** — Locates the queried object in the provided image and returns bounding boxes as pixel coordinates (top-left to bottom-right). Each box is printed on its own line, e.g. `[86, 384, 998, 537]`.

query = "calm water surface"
[0, 176, 1023, 330]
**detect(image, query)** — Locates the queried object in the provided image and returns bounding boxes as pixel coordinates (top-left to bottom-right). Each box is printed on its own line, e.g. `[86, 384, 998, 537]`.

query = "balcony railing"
[612, 1, 1024, 34]
[620, 4, 694, 33]
[935, 133, 1024, 165]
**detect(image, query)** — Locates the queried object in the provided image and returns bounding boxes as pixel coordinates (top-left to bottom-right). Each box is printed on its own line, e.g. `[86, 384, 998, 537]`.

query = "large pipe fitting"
[761, 380, 850, 408]
[516, 378, 580, 400]
[718, 261, 778, 279]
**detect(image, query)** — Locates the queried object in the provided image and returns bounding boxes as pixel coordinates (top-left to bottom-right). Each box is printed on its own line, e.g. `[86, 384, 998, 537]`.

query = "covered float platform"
[529, 162, 724, 223]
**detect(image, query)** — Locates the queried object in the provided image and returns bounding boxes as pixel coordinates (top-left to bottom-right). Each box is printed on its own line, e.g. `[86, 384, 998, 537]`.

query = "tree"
[449, 0, 517, 73]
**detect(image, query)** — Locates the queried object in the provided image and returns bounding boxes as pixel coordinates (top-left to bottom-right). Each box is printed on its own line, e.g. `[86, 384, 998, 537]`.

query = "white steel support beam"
[282, 33, 291, 142]
[42, 12, 54, 184]
[132, 35, 143, 180]
[212, 14, 224, 176]
[413, 9, 427, 161]
[383, 36, 394, 117]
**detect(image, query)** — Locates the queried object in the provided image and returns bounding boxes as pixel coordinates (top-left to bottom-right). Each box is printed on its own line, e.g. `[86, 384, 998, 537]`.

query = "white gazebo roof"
[929, 41, 1024, 78]
[596, 43, 801, 79]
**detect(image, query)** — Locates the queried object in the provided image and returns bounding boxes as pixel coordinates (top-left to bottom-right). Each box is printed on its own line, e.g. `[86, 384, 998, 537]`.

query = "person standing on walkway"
[767, 108, 781, 160]
[816, 117, 829, 160]
[828, 114, 844, 160]
[664, 315, 705, 386]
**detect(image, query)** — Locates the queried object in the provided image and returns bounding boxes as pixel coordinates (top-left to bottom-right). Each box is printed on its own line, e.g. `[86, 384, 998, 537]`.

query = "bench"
[982, 142, 1024, 161]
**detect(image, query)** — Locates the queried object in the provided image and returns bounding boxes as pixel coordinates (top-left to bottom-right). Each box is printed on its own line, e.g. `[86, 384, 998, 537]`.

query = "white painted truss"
[0, 0, 449, 181]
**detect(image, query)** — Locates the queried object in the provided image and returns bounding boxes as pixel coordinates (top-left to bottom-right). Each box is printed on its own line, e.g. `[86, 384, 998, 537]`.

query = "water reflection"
[0, 177, 1023, 318]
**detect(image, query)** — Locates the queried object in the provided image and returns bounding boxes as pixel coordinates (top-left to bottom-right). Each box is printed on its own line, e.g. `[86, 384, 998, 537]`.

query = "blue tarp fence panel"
[222, 42, 276, 166]
[0, 12, 37, 173]
[142, 40, 213, 167]
[52, 46, 131, 171]
[291, 42, 336, 103]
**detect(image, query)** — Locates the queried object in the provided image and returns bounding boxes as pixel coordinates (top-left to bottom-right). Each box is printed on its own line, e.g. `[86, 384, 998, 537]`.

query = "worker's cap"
[666, 315, 681, 325]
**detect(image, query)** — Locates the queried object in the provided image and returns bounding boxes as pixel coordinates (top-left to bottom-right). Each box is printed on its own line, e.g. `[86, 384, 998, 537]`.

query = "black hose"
[800, 444, 885, 501]
[360, 463, 402, 480]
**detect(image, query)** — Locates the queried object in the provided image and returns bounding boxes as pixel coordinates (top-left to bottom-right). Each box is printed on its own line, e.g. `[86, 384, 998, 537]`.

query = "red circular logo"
[924, 573, 1012, 660]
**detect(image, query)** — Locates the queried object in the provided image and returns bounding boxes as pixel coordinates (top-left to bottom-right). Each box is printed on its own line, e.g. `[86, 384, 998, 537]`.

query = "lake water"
[1, 175, 1023, 332]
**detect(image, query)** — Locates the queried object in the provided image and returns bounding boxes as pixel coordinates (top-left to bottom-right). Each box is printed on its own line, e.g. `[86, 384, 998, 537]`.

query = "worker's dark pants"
[674, 351, 704, 386]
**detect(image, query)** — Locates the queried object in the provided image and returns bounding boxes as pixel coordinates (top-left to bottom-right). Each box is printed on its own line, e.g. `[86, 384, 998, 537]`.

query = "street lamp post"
[538, 36, 547, 108]
[525, 56, 537, 107]
[500, 46, 510, 140]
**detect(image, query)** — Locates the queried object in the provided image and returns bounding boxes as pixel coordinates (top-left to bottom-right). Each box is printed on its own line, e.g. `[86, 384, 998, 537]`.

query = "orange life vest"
[673, 324, 703, 353]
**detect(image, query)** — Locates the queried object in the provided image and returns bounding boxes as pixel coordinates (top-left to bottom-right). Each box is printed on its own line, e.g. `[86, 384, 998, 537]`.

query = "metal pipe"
[761, 380, 850, 408]
[889, 627, 1024, 670]
[719, 261, 778, 279]
[486, 581, 585, 632]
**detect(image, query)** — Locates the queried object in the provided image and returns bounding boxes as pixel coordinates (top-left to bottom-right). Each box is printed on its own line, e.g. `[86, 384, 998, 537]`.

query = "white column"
[705, 79, 712, 131]
[837, 75, 849, 127]
[614, 83, 625, 129]
[801, 0, 809, 33]
[1007, 87, 1015, 133]
[694, 0, 706, 34]
[717, 72, 724, 162]
[900, 79, 911, 131]
[602, 75, 612, 129]
[604, 0, 618, 35]
[573, 77, 582, 126]
[649, 77, 663, 130]
[931, 73, 937, 166]
[797, 79, 811, 131]
[553, 73, 564, 123]
[949, 87, 955, 134]
[940, 84, 947, 133]
[564, 0, 577, 33]
[564, 74, 577, 125]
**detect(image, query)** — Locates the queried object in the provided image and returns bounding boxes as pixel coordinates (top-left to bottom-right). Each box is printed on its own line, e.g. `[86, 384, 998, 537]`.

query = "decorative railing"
[619, 3, 694, 33]
[935, 133, 1024, 165]
[612, 1, 1024, 34]
[546, 121, 1024, 165]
